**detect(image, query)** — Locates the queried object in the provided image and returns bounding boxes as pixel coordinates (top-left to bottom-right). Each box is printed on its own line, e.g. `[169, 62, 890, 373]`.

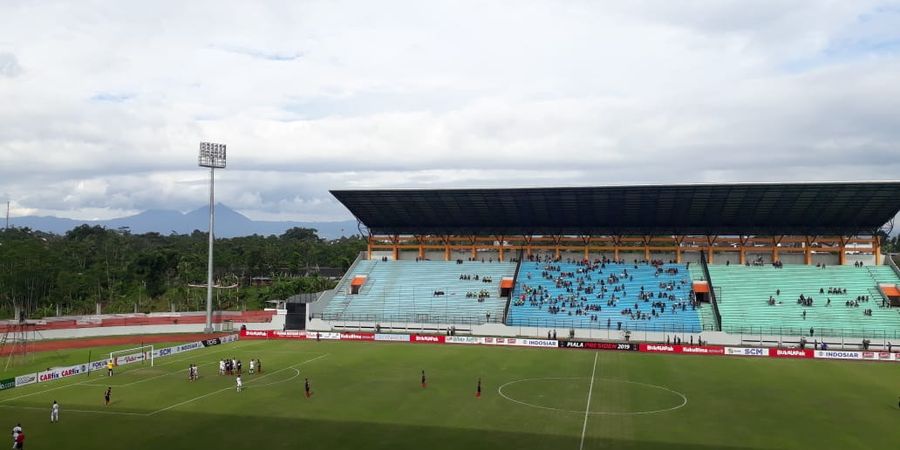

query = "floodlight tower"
[198, 142, 226, 333]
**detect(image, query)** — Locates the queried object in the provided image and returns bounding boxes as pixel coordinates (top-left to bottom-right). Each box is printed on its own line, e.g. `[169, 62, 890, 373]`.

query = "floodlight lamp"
[198, 142, 227, 168]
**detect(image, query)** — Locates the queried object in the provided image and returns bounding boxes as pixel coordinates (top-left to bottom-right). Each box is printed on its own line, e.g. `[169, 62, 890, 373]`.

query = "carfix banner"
[0, 378, 15, 391]
[37, 363, 88, 383]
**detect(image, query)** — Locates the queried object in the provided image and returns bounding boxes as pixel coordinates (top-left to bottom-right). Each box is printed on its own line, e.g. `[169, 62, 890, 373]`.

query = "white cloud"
[0, 0, 898, 222]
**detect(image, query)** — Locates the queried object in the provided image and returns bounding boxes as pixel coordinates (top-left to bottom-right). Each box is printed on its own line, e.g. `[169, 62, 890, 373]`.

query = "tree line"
[0, 225, 366, 319]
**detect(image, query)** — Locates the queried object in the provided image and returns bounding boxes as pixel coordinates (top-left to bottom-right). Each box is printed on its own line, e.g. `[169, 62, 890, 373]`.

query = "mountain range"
[6, 204, 359, 239]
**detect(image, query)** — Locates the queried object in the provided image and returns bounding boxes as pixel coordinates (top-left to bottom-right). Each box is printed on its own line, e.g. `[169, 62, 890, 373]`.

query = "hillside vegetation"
[0, 225, 365, 318]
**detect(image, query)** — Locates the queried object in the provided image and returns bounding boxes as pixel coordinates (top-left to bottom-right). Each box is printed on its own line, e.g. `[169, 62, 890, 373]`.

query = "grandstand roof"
[331, 181, 900, 236]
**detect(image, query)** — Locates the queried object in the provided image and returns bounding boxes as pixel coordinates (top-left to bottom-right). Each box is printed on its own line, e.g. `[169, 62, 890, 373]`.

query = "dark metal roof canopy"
[331, 182, 900, 236]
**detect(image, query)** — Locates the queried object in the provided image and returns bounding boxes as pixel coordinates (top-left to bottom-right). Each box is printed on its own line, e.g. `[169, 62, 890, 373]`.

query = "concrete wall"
[844, 253, 876, 266]
[651, 252, 677, 263]
[812, 253, 840, 266]
[712, 251, 742, 265]
[619, 252, 644, 263]
[22, 315, 285, 341]
[451, 250, 470, 261]
[745, 252, 773, 265]
[681, 252, 703, 264]
[371, 251, 393, 260]
[779, 253, 805, 264]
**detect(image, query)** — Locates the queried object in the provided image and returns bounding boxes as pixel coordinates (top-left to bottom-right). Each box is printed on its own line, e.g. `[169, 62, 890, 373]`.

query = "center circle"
[497, 377, 687, 415]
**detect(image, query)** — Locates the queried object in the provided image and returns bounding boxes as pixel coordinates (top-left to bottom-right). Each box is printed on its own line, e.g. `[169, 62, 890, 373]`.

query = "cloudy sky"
[1, 0, 899, 222]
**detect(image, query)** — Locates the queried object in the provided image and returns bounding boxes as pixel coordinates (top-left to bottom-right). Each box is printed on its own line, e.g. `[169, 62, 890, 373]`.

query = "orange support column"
[705, 235, 716, 264]
[804, 237, 812, 265]
[874, 235, 882, 265]
[838, 237, 847, 265]
[675, 246, 682, 264]
[772, 236, 783, 264]
[367, 235, 373, 260]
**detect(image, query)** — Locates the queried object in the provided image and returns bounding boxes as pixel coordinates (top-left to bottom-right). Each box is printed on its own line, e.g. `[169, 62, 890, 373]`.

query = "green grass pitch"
[1, 339, 898, 449]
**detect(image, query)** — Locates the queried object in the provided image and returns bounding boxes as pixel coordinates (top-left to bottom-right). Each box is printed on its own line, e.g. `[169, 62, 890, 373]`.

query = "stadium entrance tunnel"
[498, 377, 687, 416]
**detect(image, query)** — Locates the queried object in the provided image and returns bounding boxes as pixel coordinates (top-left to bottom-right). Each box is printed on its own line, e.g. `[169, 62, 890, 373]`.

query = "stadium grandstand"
[309, 181, 900, 340]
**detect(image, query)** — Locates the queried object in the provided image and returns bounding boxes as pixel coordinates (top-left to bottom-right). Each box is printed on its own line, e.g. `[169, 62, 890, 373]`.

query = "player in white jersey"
[236, 375, 243, 392]
[50, 401, 59, 423]
[11, 424, 21, 448]
[249, 359, 255, 375]
[219, 360, 225, 375]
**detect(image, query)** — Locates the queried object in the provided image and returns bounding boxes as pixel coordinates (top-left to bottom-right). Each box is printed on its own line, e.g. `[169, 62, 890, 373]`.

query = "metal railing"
[312, 312, 503, 326]
[502, 252, 524, 323]
[709, 323, 900, 340]
[887, 253, 900, 279]
[699, 251, 723, 331]
[313, 311, 703, 333]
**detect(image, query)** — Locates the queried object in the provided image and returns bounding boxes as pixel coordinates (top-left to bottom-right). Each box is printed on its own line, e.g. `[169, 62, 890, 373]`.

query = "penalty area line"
[0, 403, 146, 417]
[147, 353, 329, 416]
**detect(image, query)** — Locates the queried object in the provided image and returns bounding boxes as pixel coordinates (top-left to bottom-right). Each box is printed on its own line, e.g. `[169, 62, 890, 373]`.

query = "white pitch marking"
[0, 403, 146, 417]
[579, 353, 598, 450]
[148, 353, 328, 416]
[0, 340, 261, 401]
[497, 377, 688, 416]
